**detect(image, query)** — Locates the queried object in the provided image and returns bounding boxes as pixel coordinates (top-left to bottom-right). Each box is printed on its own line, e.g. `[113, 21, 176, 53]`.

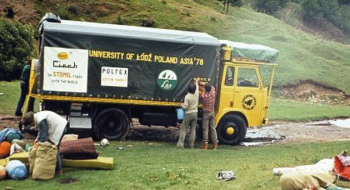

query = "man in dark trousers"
[15, 59, 35, 116]
[199, 83, 219, 150]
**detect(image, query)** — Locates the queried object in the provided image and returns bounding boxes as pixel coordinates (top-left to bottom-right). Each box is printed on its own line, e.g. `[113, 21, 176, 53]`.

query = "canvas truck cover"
[220, 40, 279, 63]
[37, 18, 220, 103]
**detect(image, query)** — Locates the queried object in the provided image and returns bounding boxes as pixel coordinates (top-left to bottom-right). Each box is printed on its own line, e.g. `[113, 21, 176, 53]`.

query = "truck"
[24, 13, 278, 145]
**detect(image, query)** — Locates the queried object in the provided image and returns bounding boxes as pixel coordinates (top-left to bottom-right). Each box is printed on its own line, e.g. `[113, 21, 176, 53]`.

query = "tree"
[0, 19, 36, 81]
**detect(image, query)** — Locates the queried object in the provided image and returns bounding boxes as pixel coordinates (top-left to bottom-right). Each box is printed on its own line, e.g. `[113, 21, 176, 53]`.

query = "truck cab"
[214, 41, 278, 145]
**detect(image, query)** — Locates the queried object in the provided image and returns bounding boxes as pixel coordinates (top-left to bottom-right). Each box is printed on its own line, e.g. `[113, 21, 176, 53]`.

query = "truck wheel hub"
[108, 121, 116, 129]
[226, 127, 234, 135]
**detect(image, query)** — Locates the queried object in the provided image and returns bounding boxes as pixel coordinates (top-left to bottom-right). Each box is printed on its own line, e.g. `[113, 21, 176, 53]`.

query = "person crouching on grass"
[177, 78, 199, 149]
[199, 83, 219, 150]
[21, 111, 68, 175]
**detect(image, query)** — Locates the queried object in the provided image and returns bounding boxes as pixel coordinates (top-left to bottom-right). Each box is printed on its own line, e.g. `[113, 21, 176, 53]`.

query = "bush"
[301, 0, 338, 20]
[231, 0, 243, 7]
[68, 5, 79, 15]
[338, 0, 350, 5]
[0, 19, 36, 81]
[56, 7, 71, 20]
[301, 0, 350, 36]
[115, 14, 123, 25]
[252, 0, 289, 14]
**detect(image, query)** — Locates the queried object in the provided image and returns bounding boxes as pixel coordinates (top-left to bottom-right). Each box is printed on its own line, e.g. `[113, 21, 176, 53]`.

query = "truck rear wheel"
[217, 114, 247, 145]
[93, 108, 130, 141]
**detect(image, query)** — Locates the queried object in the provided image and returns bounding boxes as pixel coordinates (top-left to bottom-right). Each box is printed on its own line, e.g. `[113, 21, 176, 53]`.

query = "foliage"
[231, 0, 243, 7]
[252, 0, 289, 14]
[115, 14, 123, 25]
[218, 0, 244, 7]
[339, 0, 350, 5]
[56, 7, 71, 20]
[68, 5, 79, 15]
[301, 0, 350, 35]
[0, 19, 36, 81]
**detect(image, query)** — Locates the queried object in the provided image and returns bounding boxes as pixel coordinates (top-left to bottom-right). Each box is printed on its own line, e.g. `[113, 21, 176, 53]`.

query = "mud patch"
[59, 178, 78, 184]
[275, 80, 350, 105]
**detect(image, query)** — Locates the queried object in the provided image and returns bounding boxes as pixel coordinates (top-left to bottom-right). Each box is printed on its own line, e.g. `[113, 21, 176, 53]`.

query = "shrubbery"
[301, 0, 350, 35]
[217, 0, 244, 7]
[251, 0, 350, 37]
[0, 19, 36, 81]
[252, 0, 289, 14]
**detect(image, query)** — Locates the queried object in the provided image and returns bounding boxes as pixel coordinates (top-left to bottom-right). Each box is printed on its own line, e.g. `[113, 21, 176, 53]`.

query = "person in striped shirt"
[200, 83, 219, 150]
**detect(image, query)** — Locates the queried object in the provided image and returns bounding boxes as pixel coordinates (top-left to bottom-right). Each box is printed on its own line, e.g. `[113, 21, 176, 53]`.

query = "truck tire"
[93, 108, 130, 141]
[217, 114, 247, 145]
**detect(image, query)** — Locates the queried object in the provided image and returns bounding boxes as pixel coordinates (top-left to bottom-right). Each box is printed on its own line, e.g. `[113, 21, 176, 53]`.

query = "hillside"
[2, 0, 350, 94]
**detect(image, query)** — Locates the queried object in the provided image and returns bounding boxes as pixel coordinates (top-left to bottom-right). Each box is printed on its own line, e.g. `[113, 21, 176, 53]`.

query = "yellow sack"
[28, 146, 37, 175]
[32, 142, 57, 180]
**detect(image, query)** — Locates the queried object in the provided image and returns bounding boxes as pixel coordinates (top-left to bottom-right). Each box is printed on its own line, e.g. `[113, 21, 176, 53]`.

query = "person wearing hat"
[21, 110, 68, 175]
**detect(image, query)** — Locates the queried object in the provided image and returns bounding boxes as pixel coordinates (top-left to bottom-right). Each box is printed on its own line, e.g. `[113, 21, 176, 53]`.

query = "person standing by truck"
[15, 59, 35, 116]
[199, 83, 219, 150]
[176, 78, 199, 149]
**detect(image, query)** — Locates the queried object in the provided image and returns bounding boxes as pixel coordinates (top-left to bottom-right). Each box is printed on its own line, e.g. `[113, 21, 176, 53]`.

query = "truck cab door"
[233, 66, 263, 127]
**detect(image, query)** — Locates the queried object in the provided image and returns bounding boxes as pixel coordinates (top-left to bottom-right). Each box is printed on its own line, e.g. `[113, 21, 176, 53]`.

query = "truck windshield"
[237, 68, 258, 87]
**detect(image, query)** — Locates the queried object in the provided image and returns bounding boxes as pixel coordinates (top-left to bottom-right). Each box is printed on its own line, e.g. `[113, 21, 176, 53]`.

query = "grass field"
[0, 81, 39, 115]
[2, 140, 350, 190]
[269, 98, 350, 121]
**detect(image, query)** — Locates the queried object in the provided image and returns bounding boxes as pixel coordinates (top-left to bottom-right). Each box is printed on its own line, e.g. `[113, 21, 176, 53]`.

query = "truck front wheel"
[93, 108, 130, 141]
[217, 114, 247, 145]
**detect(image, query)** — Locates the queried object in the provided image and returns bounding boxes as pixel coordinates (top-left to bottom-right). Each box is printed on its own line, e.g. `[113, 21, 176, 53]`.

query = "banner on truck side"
[101, 67, 128, 87]
[39, 20, 220, 101]
[43, 47, 88, 93]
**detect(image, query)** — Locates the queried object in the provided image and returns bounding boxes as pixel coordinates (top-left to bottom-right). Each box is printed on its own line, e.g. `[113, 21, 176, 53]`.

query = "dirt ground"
[1, 114, 350, 144]
[266, 120, 350, 143]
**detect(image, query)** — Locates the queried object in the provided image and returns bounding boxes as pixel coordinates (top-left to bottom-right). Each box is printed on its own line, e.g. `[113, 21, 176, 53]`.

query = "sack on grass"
[32, 142, 57, 180]
[0, 141, 11, 158]
[28, 145, 38, 175]
[5, 160, 27, 180]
